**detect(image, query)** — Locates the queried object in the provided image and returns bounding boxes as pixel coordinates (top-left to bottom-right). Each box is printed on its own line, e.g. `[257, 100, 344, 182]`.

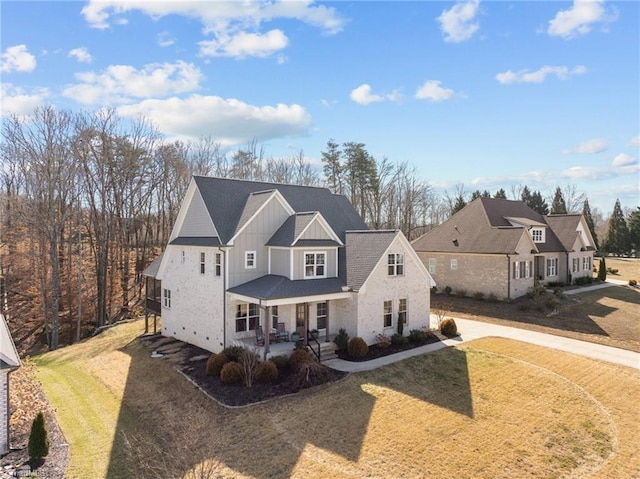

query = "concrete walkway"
[325, 317, 640, 372]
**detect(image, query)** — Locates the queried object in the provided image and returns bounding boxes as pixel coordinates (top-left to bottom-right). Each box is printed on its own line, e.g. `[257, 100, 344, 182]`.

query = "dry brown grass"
[604, 257, 640, 282]
[35, 320, 640, 478]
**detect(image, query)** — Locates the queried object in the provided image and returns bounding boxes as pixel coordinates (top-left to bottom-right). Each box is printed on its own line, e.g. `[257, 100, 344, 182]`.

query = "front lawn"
[34, 319, 640, 478]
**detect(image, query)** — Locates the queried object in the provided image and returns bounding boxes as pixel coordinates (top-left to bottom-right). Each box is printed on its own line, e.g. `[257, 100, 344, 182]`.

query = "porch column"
[263, 305, 271, 360]
[325, 300, 330, 342]
[304, 302, 309, 347]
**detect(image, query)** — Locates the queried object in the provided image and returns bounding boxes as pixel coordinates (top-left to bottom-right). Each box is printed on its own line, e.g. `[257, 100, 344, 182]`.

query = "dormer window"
[304, 252, 326, 278]
[531, 228, 545, 243]
[388, 253, 404, 276]
[244, 251, 256, 269]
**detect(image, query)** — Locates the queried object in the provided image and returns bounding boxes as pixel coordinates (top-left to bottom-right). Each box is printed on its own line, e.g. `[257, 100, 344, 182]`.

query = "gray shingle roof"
[544, 215, 584, 251]
[169, 237, 221, 247]
[193, 176, 367, 245]
[227, 275, 345, 300]
[267, 212, 316, 246]
[412, 198, 571, 254]
[234, 190, 275, 237]
[143, 253, 164, 278]
[346, 230, 398, 291]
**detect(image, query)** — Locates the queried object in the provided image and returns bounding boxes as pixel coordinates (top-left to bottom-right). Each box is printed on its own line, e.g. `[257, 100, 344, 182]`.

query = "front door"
[296, 303, 306, 337]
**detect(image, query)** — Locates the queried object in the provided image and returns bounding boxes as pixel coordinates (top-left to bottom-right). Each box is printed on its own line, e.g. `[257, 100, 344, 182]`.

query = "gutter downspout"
[219, 246, 227, 350]
[507, 254, 511, 301]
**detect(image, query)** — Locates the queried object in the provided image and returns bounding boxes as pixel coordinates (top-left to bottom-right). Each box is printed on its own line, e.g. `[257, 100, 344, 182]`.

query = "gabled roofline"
[169, 178, 218, 243]
[228, 189, 295, 245]
[293, 212, 343, 246]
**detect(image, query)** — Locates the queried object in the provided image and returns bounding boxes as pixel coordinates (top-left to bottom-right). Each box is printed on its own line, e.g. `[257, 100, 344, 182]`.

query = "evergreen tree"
[529, 190, 549, 215]
[598, 257, 607, 281]
[321, 139, 343, 194]
[582, 198, 599, 249]
[550, 186, 568, 214]
[601, 199, 631, 255]
[494, 188, 507, 199]
[471, 189, 482, 201]
[628, 207, 640, 253]
[452, 195, 467, 215]
[520, 185, 532, 206]
[28, 412, 49, 461]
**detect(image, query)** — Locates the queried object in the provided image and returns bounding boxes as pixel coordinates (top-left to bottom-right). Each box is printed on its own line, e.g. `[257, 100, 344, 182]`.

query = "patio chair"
[255, 326, 265, 346]
[276, 322, 289, 342]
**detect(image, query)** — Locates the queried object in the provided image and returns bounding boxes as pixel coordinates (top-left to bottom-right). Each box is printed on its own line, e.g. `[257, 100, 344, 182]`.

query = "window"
[383, 300, 393, 328]
[387, 253, 404, 276]
[428, 258, 436, 274]
[317, 302, 327, 330]
[513, 261, 520, 279]
[200, 252, 205, 274]
[304, 252, 326, 278]
[163, 289, 171, 308]
[547, 258, 558, 277]
[572, 258, 579, 273]
[583, 256, 591, 271]
[525, 261, 531, 278]
[181, 250, 185, 263]
[450, 259, 457, 270]
[398, 298, 407, 326]
[235, 303, 259, 333]
[531, 229, 544, 243]
[271, 305, 278, 330]
[215, 253, 222, 276]
[244, 251, 256, 269]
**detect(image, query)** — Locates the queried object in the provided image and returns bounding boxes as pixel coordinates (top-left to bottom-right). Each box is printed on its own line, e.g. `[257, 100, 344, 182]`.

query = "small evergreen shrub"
[547, 281, 564, 288]
[606, 267, 619, 275]
[472, 291, 484, 301]
[290, 348, 313, 372]
[629, 279, 637, 286]
[486, 292, 498, 303]
[440, 318, 457, 336]
[430, 286, 438, 294]
[408, 328, 432, 344]
[347, 337, 369, 358]
[546, 297, 560, 310]
[270, 354, 290, 373]
[375, 333, 391, 349]
[391, 333, 408, 345]
[255, 361, 279, 383]
[397, 316, 405, 335]
[28, 412, 49, 461]
[454, 289, 466, 298]
[221, 345, 245, 362]
[598, 258, 607, 281]
[206, 352, 229, 377]
[333, 328, 350, 352]
[574, 276, 594, 286]
[220, 361, 243, 384]
[517, 302, 530, 311]
[444, 286, 452, 296]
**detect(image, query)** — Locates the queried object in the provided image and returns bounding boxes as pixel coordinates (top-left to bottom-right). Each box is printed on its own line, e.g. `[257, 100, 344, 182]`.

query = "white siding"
[299, 220, 333, 241]
[270, 248, 290, 277]
[178, 189, 218, 238]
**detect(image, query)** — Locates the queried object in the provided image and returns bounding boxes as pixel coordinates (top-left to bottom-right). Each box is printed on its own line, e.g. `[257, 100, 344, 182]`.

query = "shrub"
[606, 267, 619, 275]
[397, 315, 405, 335]
[487, 292, 498, 303]
[598, 257, 607, 281]
[391, 333, 408, 345]
[574, 276, 594, 286]
[454, 289, 466, 298]
[472, 291, 484, 301]
[206, 352, 229, 377]
[270, 354, 290, 373]
[220, 361, 243, 384]
[547, 281, 564, 288]
[347, 337, 369, 358]
[430, 286, 438, 294]
[408, 328, 432, 344]
[516, 302, 530, 311]
[545, 297, 560, 310]
[221, 345, 245, 362]
[440, 318, 457, 336]
[239, 348, 260, 388]
[28, 412, 49, 461]
[375, 333, 391, 349]
[289, 348, 313, 372]
[444, 286, 452, 296]
[333, 328, 350, 352]
[294, 361, 331, 389]
[629, 279, 637, 286]
[254, 361, 279, 383]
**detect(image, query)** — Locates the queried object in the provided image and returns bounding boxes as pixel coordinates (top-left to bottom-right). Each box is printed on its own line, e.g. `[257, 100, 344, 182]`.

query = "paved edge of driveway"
[325, 317, 640, 372]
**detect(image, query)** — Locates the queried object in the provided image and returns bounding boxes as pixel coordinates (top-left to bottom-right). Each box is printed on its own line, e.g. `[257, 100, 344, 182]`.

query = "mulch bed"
[336, 336, 442, 362]
[140, 335, 348, 407]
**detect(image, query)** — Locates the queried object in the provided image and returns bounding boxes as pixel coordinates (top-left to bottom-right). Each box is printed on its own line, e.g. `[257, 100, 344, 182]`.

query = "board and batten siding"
[228, 199, 290, 288]
[178, 189, 219, 237]
[292, 248, 338, 280]
[299, 220, 333, 241]
[270, 248, 290, 277]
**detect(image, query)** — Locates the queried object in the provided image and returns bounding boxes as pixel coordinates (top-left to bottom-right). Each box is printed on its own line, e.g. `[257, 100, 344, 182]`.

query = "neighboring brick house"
[1, 314, 20, 456]
[412, 198, 596, 300]
[144, 176, 434, 353]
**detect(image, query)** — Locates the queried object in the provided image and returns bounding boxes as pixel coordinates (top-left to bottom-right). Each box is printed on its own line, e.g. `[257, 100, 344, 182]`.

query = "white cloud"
[415, 80, 455, 102]
[81, 1, 345, 59]
[496, 65, 586, 84]
[436, 0, 480, 43]
[630, 135, 640, 147]
[1, 83, 49, 116]
[62, 61, 203, 105]
[199, 29, 288, 58]
[1, 44, 37, 73]
[157, 31, 176, 47]
[116, 95, 312, 146]
[547, 0, 617, 39]
[612, 153, 637, 167]
[575, 138, 608, 154]
[350, 84, 383, 105]
[68, 47, 93, 64]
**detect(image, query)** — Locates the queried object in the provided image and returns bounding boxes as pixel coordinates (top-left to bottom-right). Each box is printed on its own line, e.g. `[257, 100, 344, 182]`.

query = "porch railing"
[307, 329, 321, 362]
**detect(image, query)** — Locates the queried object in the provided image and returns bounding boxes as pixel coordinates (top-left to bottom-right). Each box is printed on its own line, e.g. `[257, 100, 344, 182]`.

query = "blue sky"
[1, 1, 638, 214]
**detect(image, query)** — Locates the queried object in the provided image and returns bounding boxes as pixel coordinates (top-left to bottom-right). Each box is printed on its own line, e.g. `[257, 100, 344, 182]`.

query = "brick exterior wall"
[1, 372, 8, 455]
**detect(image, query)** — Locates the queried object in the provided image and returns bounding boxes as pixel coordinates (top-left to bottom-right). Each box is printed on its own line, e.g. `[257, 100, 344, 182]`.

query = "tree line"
[0, 107, 636, 350]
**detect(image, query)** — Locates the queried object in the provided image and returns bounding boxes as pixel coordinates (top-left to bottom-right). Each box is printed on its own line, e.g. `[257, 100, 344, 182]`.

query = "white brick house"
[144, 176, 435, 353]
[0, 314, 20, 456]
